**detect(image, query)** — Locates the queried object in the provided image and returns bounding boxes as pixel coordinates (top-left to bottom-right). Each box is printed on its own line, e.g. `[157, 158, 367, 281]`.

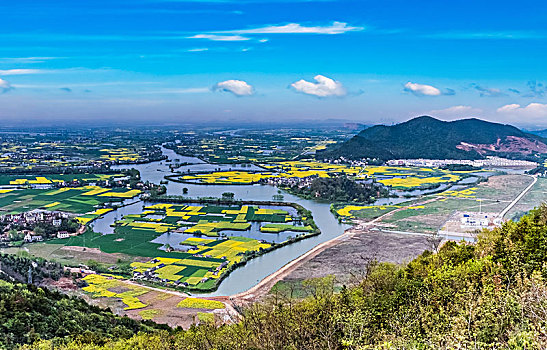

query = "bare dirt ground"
[280, 229, 433, 287]
[267, 175, 535, 299]
[230, 197, 438, 304]
[69, 281, 235, 328]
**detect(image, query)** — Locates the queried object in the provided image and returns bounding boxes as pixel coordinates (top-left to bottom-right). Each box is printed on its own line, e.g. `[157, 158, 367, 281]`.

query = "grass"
[0, 186, 141, 215]
[0, 173, 126, 186]
[197, 312, 215, 324]
[48, 227, 191, 259]
[260, 223, 313, 233]
[139, 309, 163, 320]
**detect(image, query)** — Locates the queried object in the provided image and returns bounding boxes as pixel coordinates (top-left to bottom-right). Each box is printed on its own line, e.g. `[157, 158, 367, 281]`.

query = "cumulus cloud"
[187, 34, 250, 41]
[213, 80, 254, 96]
[0, 78, 12, 93]
[404, 82, 442, 96]
[497, 103, 547, 117]
[217, 22, 363, 35]
[290, 75, 346, 97]
[430, 105, 482, 117]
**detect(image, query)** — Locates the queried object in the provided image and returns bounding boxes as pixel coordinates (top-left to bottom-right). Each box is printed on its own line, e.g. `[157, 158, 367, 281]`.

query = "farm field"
[375, 175, 533, 233]
[46, 202, 315, 290]
[177, 160, 472, 190]
[506, 177, 547, 220]
[0, 173, 127, 186]
[165, 128, 350, 163]
[80, 273, 228, 327]
[0, 186, 141, 215]
[334, 201, 423, 221]
[0, 135, 163, 172]
[178, 171, 276, 185]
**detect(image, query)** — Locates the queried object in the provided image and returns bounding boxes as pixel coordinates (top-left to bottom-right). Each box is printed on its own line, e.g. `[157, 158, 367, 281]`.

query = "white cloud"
[213, 80, 254, 96]
[187, 48, 209, 52]
[404, 82, 442, 96]
[188, 34, 250, 41]
[218, 21, 363, 35]
[0, 69, 43, 76]
[473, 84, 506, 97]
[0, 57, 63, 64]
[497, 103, 547, 117]
[0, 78, 12, 93]
[430, 105, 482, 117]
[290, 75, 346, 97]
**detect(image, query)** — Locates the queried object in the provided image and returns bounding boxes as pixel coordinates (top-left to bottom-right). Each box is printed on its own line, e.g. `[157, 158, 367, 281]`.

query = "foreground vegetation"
[0, 279, 167, 349]
[12, 204, 546, 349]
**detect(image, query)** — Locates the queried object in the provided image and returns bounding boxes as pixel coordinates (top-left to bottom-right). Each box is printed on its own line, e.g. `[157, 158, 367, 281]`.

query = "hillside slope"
[26, 205, 547, 349]
[320, 116, 547, 160]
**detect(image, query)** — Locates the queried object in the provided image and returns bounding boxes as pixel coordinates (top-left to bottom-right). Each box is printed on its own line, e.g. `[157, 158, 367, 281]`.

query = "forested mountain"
[320, 116, 547, 161]
[0, 278, 167, 348]
[19, 205, 547, 349]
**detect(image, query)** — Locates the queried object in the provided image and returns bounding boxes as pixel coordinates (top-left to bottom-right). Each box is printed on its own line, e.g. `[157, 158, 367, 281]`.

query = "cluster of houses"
[1, 210, 69, 227]
[260, 175, 316, 191]
[0, 210, 75, 243]
[387, 156, 537, 168]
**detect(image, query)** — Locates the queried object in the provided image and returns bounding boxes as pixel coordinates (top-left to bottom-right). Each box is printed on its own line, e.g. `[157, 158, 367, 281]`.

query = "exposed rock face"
[457, 136, 547, 155]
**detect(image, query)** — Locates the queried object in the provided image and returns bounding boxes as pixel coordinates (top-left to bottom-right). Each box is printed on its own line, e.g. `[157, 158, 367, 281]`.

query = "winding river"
[106, 147, 350, 296]
[100, 147, 499, 296]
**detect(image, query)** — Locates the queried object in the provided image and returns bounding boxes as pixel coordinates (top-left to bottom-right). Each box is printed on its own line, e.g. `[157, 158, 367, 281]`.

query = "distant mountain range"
[319, 116, 547, 161]
[529, 129, 547, 138]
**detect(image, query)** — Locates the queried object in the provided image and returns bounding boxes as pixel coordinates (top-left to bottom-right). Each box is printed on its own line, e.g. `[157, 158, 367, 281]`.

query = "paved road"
[499, 175, 537, 218]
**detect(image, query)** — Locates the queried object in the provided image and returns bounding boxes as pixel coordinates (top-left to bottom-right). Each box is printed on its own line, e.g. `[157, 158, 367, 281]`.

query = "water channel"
[107, 147, 350, 296]
[102, 147, 495, 296]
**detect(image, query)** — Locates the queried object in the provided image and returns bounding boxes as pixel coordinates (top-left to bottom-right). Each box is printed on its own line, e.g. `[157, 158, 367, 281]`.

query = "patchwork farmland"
[0, 186, 141, 216]
[49, 202, 316, 291]
[175, 160, 478, 190]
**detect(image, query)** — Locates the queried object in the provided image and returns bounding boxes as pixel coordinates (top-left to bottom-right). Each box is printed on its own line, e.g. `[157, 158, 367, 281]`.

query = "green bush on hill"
[16, 204, 547, 349]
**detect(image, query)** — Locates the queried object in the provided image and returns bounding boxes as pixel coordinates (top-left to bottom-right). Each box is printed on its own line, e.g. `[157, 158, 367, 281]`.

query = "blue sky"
[2, 0, 547, 127]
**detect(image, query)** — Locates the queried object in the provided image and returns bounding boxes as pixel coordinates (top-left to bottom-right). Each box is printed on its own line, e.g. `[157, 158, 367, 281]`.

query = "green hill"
[320, 116, 547, 160]
[24, 204, 547, 349]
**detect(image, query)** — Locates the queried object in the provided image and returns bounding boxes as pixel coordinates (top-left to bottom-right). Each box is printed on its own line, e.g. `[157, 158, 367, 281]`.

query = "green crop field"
[0, 186, 141, 215]
[0, 173, 126, 186]
[46, 201, 315, 290]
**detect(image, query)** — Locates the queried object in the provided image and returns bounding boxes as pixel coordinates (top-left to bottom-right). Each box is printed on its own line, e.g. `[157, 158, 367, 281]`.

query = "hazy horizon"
[2, 0, 547, 128]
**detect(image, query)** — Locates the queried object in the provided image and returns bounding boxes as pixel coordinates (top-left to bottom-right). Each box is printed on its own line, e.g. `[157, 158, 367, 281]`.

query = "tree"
[222, 192, 235, 201]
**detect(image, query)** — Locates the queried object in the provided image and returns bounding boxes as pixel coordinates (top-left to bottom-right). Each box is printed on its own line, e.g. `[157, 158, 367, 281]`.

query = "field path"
[499, 174, 537, 218]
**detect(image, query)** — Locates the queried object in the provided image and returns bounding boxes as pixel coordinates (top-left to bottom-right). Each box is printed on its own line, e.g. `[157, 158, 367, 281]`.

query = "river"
[108, 147, 350, 296]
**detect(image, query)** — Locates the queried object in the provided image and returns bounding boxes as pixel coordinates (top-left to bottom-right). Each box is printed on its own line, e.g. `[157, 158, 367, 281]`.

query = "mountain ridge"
[320, 116, 547, 161]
